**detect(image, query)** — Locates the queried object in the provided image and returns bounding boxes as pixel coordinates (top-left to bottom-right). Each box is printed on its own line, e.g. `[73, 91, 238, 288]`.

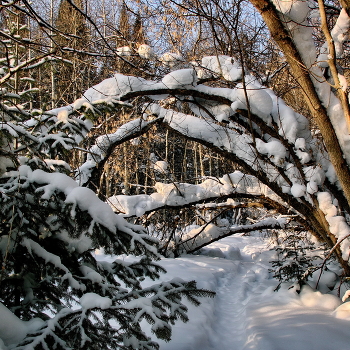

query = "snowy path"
[154, 234, 350, 350]
[204, 263, 249, 350]
[99, 234, 350, 350]
[201, 245, 275, 350]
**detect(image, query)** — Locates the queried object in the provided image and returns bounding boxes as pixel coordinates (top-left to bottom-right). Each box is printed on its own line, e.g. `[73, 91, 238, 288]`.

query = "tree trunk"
[250, 0, 350, 218]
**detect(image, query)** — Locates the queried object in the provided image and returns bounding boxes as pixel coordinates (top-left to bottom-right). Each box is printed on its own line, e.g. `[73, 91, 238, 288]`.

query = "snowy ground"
[98, 233, 350, 350]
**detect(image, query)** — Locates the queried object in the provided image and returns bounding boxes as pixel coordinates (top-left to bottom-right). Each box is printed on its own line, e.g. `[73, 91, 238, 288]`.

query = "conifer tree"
[0, 16, 213, 349]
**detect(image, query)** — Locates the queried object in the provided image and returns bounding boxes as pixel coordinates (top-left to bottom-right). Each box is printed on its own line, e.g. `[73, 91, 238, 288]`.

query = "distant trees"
[54, 0, 93, 104]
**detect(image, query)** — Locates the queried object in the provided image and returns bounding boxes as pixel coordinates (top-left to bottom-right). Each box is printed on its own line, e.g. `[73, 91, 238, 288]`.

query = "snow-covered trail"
[98, 233, 350, 350]
[200, 253, 348, 350]
[199, 238, 277, 350]
[154, 234, 350, 350]
[203, 262, 249, 350]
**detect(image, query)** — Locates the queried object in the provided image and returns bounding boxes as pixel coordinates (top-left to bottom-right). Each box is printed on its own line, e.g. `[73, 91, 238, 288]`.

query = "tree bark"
[250, 0, 350, 219]
[248, 0, 350, 275]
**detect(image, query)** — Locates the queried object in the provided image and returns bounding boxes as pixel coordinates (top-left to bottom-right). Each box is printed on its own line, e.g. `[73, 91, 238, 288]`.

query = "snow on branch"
[76, 117, 162, 186]
[178, 217, 287, 254]
[266, 0, 350, 166]
[73, 63, 350, 258]
[109, 171, 272, 217]
[69, 67, 334, 209]
[13, 166, 160, 259]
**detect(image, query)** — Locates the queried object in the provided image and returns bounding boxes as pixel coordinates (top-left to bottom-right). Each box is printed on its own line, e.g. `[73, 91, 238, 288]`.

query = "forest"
[2, 0, 350, 349]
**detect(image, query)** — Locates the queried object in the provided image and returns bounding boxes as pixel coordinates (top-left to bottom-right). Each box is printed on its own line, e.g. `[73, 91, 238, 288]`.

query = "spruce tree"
[0, 41, 213, 350]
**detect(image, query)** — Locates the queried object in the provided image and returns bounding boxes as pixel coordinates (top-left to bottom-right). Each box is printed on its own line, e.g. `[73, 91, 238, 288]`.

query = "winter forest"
[3, 0, 350, 349]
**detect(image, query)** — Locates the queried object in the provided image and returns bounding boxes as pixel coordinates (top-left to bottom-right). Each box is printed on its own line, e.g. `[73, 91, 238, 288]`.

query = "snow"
[161, 69, 197, 88]
[334, 301, 350, 320]
[7, 165, 163, 270]
[65, 187, 120, 234]
[95, 232, 350, 350]
[299, 284, 341, 309]
[80, 265, 104, 284]
[108, 171, 266, 217]
[330, 9, 350, 59]
[57, 109, 69, 123]
[80, 293, 112, 310]
[3, 7, 350, 347]
[255, 138, 286, 165]
[85, 118, 154, 164]
[272, 0, 350, 165]
[21, 238, 84, 290]
[137, 44, 153, 59]
[116, 46, 131, 57]
[231, 81, 273, 122]
[75, 160, 96, 186]
[0, 302, 28, 346]
[272, 0, 309, 23]
[153, 160, 168, 174]
[0, 302, 45, 347]
[82, 74, 152, 102]
[198, 56, 242, 82]
[43, 159, 71, 172]
[29, 168, 78, 199]
[291, 183, 306, 198]
[160, 52, 184, 68]
[317, 192, 350, 259]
